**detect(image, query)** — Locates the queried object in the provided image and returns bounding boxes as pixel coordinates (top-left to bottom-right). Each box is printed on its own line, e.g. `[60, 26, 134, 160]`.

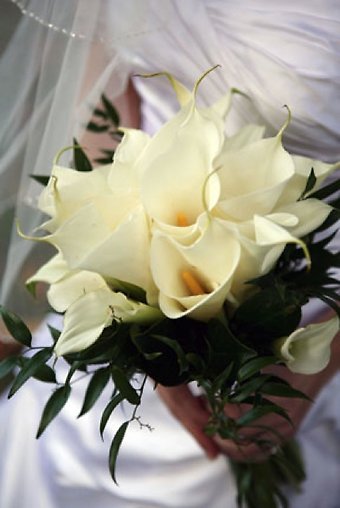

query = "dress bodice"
[113, 0, 340, 162]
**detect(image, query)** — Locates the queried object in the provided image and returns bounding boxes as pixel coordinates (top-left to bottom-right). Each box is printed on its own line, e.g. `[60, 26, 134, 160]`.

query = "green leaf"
[73, 138, 92, 172]
[94, 157, 114, 165]
[101, 94, 120, 126]
[93, 108, 108, 119]
[238, 356, 277, 382]
[150, 334, 188, 374]
[36, 384, 71, 438]
[0, 306, 32, 347]
[236, 403, 291, 427]
[0, 356, 18, 379]
[8, 348, 53, 397]
[109, 421, 129, 484]
[309, 176, 340, 201]
[33, 364, 57, 383]
[230, 375, 271, 403]
[299, 167, 316, 199]
[111, 366, 140, 405]
[30, 174, 50, 186]
[108, 278, 147, 303]
[86, 121, 109, 133]
[231, 287, 302, 342]
[47, 324, 61, 344]
[261, 381, 310, 400]
[26, 280, 37, 298]
[100, 392, 124, 438]
[78, 367, 111, 417]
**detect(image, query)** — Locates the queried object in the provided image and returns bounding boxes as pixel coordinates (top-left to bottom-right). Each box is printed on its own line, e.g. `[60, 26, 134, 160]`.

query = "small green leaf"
[238, 356, 277, 382]
[101, 94, 120, 126]
[109, 421, 129, 484]
[47, 325, 61, 344]
[100, 392, 124, 438]
[151, 334, 188, 374]
[0, 306, 32, 347]
[73, 138, 92, 172]
[33, 364, 57, 383]
[309, 176, 340, 201]
[86, 121, 109, 133]
[261, 382, 310, 400]
[26, 280, 37, 298]
[230, 375, 271, 403]
[236, 403, 290, 427]
[78, 367, 111, 417]
[30, 174, 50, 186]
[111, 366, 140, 405]
[93, 108, 107, 119]
[299, 168, 316, 199]
[36, 384, 71, 438]
[0, 356, 18, 379]
[8, 348, 53, 397]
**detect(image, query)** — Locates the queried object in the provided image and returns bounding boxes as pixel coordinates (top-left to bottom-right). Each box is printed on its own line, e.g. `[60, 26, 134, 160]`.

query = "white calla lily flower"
[151, 217, 241, 319]
[54, 287, 162, 356]
[275, 316, 339, 374]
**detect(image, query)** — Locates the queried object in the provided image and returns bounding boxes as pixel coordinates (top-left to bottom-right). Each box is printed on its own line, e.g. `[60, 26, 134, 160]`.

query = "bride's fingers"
[157, 384, 220, 459]
[212, 433, 281, 463]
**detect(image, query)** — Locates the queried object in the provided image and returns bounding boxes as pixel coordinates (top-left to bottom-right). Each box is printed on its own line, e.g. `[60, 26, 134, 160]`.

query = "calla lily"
[150, 217, 241, 319]
[215, 134, 295, 221]
[54, 287, 162, 356]
[274, 316, 339, 374]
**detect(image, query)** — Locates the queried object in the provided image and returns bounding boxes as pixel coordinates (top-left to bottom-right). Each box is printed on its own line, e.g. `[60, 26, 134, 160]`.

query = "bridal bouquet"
[1, 69, 339, 508]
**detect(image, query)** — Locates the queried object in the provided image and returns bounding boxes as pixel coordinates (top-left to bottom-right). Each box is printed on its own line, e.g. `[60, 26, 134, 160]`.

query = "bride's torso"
[112, 0, 340, 162]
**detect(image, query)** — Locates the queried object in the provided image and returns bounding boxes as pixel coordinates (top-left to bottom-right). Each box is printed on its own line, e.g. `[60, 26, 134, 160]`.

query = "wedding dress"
[0, 1, 339, 507]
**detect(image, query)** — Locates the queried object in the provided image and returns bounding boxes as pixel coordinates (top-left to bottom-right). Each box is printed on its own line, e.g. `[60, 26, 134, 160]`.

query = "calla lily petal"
[275, 316, 339, 374]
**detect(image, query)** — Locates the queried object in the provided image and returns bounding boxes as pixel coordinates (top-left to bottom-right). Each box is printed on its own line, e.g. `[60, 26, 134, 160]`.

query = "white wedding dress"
[0, 1, 340, 507]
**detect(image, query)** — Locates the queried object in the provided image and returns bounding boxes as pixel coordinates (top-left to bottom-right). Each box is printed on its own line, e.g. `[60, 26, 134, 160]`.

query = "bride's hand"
[157, 355, 339, 463]
[157, 382, 310, 463]
[157, 316, 340, 463]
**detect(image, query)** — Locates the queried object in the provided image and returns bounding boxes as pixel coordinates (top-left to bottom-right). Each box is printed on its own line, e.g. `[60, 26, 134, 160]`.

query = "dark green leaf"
[26, 280, 37, 297]
[236, 404, 289, 427]
[150, 334, 188, 374]
[109, 278, 147, 303]
[47, 325, 61, 344]
[231, 287, 302, 342]
[8, 348, 53, 397]
[36, 384, 71, 438]
[94, 157, 114, 164]
[33, 364, 57, 383]
[78, 367, 111, 417]
[100, 392, 124, 438]
[86, 121, 109, 133]
[30, 174, 50, 186]
[109, 421, 129, 484]
[101, 94, 120, 126]
[299, 168, 316, 199]
[73, 138, 92, 172]
[230, 375, 271, 403]
[111, 366, 140, 405]
[93, 108, 108, 119]
[0, 356, 18, 379]
[261, 382, 310, 400]
[0, 306, 32, 347]
[238, 356, 277, 382]
[309, 176, 340, 201]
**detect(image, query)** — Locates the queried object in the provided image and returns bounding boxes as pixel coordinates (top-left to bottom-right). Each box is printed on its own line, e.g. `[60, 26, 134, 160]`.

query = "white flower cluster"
[28, 71, 339, 372]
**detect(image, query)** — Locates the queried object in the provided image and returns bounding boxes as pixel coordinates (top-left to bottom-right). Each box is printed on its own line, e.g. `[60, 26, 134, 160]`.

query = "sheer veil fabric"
[0, 1, 340, 507]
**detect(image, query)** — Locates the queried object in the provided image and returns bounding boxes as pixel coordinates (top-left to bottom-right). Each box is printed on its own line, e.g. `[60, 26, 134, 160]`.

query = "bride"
[0, 1, 339, 507]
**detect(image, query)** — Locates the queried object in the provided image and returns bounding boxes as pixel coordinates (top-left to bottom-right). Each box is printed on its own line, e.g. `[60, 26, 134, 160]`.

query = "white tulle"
[0, 1, 340, 507]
